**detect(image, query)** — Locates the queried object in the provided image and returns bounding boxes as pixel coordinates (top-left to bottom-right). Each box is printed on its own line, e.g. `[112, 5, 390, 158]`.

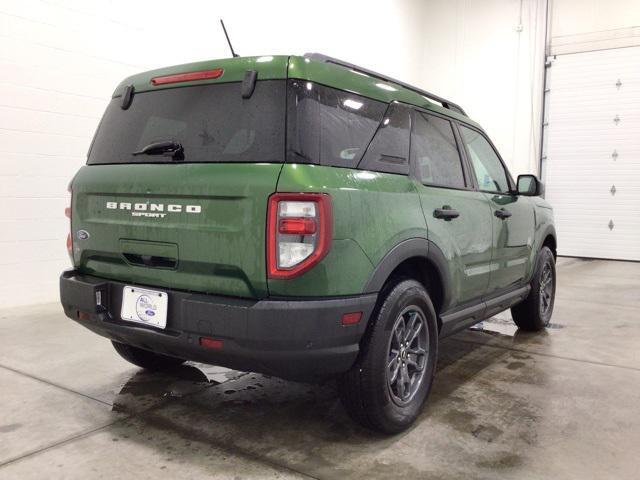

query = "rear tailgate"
[72, 163, 282, 298]
[71, 61, 289, 299]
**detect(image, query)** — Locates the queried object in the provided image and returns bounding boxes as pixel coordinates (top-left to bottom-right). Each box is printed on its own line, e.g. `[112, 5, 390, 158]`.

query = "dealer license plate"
[120, 286, 168, 329]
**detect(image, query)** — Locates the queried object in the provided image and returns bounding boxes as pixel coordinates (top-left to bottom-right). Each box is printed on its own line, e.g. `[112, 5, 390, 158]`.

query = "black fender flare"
[539, 224, 557, 253]
[362, 238, 452, 311]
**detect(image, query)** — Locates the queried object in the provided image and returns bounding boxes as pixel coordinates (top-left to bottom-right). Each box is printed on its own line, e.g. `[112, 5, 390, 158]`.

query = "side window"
[410, 112, 466, 188]
[286, 80, 386, 168]
[358, 103, 410, 175]
[459, 126, 510, 193]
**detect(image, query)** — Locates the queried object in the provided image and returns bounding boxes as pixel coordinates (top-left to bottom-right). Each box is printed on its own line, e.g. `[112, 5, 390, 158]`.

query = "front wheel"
[511, 246, 556, 331]
[338, 279, 438, 434]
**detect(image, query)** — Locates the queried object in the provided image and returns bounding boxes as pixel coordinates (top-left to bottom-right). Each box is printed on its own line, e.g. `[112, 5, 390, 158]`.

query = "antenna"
[220, 19, 239, 58]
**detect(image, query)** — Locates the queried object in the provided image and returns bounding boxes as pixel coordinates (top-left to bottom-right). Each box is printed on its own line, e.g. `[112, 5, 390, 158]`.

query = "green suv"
[60, 54, 557, 433]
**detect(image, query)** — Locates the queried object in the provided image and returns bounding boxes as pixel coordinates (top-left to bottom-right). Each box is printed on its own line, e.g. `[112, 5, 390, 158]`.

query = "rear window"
[88, 80, 285, 164]
[286, 80, 387, 168]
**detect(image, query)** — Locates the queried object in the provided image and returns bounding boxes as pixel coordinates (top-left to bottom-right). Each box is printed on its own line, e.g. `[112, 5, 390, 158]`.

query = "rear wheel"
[511, 246, 556, 331]
[111, 341, 185, 370]
[338, 279, 438, 434]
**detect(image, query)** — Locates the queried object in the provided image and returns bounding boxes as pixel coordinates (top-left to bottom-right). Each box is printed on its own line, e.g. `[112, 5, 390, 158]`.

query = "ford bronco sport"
[60, 54, 557, 433]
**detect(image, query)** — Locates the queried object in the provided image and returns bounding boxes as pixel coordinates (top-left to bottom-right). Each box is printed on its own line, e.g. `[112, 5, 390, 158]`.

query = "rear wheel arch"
[363, 238, 450, 329]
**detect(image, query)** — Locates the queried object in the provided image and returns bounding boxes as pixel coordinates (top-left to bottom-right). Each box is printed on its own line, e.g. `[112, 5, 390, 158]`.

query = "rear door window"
[287, 80, 386, 168]
[88, 80, 286, 164]
[411, 112, 466, 188]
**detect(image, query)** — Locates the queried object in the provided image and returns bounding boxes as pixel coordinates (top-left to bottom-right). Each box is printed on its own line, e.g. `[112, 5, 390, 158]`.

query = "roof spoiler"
[303, 53, 467, 116]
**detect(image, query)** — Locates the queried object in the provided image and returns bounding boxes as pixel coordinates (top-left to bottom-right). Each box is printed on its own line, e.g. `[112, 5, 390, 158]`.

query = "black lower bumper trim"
[60, 271, 377, 380]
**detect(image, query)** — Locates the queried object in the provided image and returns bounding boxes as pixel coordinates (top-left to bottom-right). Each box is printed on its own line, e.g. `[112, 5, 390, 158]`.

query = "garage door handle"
[495, 208, 512, 219]
[434, 207, 460, 221]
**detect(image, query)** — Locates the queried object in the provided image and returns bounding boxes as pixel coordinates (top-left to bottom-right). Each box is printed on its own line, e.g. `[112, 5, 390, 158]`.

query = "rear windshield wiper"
[133, 141, 184, 161]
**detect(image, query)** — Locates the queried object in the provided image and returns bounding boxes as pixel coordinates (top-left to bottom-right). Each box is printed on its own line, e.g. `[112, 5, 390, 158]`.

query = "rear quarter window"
[286, 80, 387, 168]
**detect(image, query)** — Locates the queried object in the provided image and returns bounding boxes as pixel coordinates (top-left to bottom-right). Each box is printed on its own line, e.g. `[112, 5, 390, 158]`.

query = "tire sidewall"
[364, 280, 438, 432]
[533, 247, 556, 326]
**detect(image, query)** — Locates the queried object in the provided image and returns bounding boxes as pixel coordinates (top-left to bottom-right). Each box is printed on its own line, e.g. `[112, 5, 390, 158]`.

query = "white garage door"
[544, 46, 640, 261]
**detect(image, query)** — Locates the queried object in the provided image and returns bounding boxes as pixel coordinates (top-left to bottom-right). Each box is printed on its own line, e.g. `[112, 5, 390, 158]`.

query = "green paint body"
[71, 54, 554, 315]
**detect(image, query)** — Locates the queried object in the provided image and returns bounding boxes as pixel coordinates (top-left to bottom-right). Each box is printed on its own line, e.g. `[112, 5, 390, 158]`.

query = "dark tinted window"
[411, 112, 465, 188]
[88, 80, 285, 164]
[358, 103, 410, 175]
[459, 125, 510, 193]
[287, 80, 386, 168]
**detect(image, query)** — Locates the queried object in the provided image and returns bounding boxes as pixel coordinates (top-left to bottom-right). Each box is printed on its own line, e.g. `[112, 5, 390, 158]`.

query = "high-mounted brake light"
[150, 68, 224, 86]
[267, 193, 332, 279]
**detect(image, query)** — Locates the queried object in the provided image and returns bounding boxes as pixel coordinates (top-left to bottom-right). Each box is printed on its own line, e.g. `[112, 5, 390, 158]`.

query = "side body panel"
[484, 193, 536, 295]
[270, 164, 427, 297]
[415, 182, 494, 311]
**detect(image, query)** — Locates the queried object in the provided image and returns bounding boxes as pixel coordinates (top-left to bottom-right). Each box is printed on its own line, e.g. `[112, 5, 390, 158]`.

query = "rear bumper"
[59, 270, 377, 381]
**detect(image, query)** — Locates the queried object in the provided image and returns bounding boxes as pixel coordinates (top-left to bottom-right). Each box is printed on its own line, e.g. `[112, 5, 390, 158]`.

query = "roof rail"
[303, 53, 467, 116]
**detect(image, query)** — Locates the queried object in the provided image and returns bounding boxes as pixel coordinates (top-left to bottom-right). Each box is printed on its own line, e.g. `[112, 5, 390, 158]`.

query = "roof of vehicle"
[113, 54, 479, 128]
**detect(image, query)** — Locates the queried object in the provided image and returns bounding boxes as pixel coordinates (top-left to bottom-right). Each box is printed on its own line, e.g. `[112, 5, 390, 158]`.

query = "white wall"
[0, 0, 426, 307]
[415, 0, 547, 178]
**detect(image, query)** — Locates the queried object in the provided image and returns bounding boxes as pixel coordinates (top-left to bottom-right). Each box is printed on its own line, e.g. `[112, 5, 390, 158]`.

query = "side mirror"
[517, 174, 544, 196]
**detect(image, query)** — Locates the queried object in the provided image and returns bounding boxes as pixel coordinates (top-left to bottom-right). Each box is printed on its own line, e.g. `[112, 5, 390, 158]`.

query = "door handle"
[495, 208, 512, 219]
[434, 206, 460, 221]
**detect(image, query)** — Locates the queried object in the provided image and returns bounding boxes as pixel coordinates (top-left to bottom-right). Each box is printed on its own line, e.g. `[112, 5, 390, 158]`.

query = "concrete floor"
[1, 258, 639, 479]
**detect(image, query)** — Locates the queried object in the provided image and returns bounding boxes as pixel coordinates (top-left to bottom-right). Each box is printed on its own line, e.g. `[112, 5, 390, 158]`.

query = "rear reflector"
[77, 311, 90, 321]
[341, 312, 362, 326]
[151, 68, 224, 86]
[199, 337, 223, 349]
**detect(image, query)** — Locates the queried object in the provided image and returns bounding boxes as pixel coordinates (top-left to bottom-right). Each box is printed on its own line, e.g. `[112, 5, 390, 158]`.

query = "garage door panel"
[545, 46, 640, 261]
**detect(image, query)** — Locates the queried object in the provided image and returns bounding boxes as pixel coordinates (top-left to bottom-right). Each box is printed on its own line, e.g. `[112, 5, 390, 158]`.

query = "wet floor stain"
[506, 361, 526, 370]
[0, 423, 21, 433]
[476, 452, 524, 469]
[472, 424, 503, 443]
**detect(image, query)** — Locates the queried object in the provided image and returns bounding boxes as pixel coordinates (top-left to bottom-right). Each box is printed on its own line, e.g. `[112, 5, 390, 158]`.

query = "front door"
[410, 111, 494, 309]
[458, 125, 535, 295]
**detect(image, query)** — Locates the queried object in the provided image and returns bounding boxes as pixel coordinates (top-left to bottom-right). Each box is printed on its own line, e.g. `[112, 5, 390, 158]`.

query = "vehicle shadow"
[109, 323, 549, 478]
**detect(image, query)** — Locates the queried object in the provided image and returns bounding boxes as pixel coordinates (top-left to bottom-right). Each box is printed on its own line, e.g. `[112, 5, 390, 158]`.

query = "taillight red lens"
[278, 218, 317, 235]
[267, 193, 332, 279]
[151, 68, 224, 86]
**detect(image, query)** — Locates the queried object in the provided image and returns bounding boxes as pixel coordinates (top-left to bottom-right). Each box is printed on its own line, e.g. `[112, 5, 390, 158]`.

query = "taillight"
[66, 183, 73, 263]
[150, 68, 224, 86]
[267, 193, 332, 279]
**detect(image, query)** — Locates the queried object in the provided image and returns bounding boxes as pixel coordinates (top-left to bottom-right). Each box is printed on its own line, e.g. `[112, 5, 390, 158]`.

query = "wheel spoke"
[407, 346, 425, 356]
[393, 327, 402, 348]
[404, 312, 417, 342]
[408, 321, 422, 345]
[400, 364, 410, 398]
[389, 358, 400, 384]
[407, 354, 424, 371]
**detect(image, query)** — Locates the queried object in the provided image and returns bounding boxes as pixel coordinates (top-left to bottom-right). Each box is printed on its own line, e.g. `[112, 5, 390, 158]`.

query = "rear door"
[457, 125, 535, 295]
[411, 110, 494, 308]
[72, 80, 287, 299]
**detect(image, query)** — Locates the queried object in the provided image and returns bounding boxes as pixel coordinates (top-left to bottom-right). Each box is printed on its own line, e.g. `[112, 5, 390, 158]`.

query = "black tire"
[338, 279, 438, 434]
[111, 341, 186, 370]
[511, 246, 556, 331]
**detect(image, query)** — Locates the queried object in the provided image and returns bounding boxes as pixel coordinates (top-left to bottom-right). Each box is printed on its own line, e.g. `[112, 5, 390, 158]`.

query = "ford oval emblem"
[76, 230, 90, 240]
